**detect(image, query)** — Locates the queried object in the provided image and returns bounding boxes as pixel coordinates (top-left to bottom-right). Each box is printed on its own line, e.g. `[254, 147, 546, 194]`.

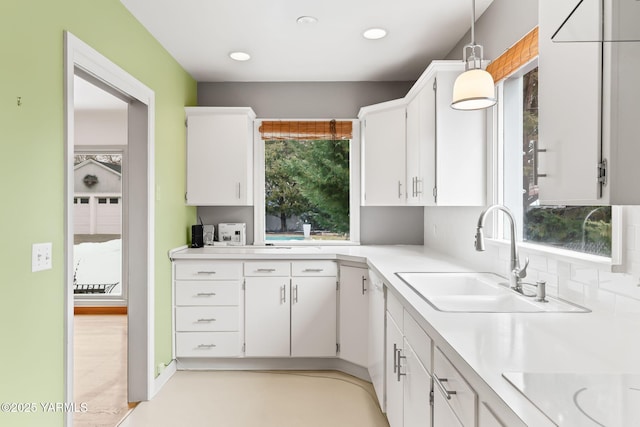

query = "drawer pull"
[197, 344, 217, 348]
[434, 376, 457, 400]
[196, 292, 217, 297]
[303, 268, 323, 272]
[196, 318, 217, 322]
[196, 271, 217, 275]
[256, 268, 277, 272]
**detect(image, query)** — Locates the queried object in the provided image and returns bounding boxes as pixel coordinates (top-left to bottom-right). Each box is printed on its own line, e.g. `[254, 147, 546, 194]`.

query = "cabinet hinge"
[336, 343, 340, 353]
[185, 118, 188, 127]
[433, 79, 437, 91]
[242, 279, 246, 291]
[336, 281, 339, 291]
[432, 187, 437, 203]
[598, 158, 607, 186]
[429, 390, 434, 406]
[184, 192, 188, 202]
[242, 343, 246, 353]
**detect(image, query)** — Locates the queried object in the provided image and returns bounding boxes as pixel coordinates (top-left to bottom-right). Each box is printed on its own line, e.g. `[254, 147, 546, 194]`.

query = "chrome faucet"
[474, 204, 529, 293]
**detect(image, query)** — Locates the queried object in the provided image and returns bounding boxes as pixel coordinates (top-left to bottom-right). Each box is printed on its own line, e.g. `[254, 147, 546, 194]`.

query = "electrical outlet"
[32, 242, 52, 272]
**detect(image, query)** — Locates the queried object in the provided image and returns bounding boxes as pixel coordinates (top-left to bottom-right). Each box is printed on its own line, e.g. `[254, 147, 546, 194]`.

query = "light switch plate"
[32, 242, 52, 272]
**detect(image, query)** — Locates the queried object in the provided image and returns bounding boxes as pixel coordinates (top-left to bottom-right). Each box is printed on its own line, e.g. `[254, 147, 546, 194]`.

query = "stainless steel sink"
[395, 272, 590, 313]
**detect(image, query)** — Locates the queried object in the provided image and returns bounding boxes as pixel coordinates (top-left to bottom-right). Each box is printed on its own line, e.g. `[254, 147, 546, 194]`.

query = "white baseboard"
[152, 359, 177, 398]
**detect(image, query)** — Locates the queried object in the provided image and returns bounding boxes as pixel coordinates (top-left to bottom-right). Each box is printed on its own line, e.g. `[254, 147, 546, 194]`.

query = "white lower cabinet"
[243, 261, 337, 358]
[433, 347, 477, 427]
[174, 261, 244, 358]
[244, 276, 290, 357]
[386, 290, 433, 427]
[339, 265, 369, 366]
[291, 276, 337, 357]
[368, 269, 386, 409]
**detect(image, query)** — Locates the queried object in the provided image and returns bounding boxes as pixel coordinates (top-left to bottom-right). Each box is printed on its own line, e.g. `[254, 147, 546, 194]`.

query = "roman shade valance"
[487, 26, 538, 83]
[259, 120, 353, 141]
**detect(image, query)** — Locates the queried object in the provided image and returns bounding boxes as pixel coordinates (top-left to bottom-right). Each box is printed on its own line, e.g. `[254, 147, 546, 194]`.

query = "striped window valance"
[259, 120, 353, 141]
[487, 26, 538, 83]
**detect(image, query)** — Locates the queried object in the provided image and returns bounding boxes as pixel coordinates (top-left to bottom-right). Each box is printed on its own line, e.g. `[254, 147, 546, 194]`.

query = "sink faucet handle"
[516, 257, 529, 279]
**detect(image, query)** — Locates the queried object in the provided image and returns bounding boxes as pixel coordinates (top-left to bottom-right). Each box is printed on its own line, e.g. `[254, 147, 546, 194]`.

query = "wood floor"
[74, 314, 130, 427]
[118, 370, 389, 427]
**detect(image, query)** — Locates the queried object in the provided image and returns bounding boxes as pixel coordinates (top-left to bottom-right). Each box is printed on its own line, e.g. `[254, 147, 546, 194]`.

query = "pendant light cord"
[470, 0, 476, 46]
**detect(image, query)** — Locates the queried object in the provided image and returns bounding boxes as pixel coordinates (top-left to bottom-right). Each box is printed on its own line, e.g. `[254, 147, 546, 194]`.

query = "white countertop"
[170, 244, 640, 426]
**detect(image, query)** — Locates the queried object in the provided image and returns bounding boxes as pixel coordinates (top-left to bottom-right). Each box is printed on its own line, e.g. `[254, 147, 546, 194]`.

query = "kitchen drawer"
[244, 261, 290, 276]
[176, 332, 241, 357]
[175, 261, 242, 280]
[434, 347, 477, 427]
[386, 288, 403, 328]
[175, 281, 240, 306]
[175, 306, 239, 332]
[403, 310, 432, 373]
[291, 260, 337, 276]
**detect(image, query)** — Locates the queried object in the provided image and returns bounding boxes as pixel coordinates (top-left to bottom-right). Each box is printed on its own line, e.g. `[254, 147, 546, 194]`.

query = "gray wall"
[198, 81, 413, 118]
[197, 81, 425, 245]
[445, 0, 539, 61]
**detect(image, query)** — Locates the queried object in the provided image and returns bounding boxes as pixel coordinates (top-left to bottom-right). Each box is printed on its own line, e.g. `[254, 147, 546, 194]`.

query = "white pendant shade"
[451, 69, 496, 110]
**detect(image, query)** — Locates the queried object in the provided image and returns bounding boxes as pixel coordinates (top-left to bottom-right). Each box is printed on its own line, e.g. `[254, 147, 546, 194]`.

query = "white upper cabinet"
[359, 61, 486, 207]
[360, 100, 407, 206]
[185, 107, 256, 206]
[539, 0, 640, 205]
[417, 62, 486, 206]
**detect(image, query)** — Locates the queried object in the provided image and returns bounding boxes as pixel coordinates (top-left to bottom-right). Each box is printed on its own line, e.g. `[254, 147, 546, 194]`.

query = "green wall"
[0, 1, 196, 425]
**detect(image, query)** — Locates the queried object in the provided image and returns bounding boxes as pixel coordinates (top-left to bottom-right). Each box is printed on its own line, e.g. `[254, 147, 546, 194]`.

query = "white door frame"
[63, 32, 156, 426]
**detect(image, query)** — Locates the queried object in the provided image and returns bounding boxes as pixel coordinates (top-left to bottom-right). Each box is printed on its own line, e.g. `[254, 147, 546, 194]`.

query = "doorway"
[64, 32, 156, 427]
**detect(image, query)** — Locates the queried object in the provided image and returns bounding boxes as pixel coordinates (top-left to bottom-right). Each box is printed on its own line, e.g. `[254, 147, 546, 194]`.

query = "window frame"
[490, 58, 622, 267]
[252, 119, 361, 246]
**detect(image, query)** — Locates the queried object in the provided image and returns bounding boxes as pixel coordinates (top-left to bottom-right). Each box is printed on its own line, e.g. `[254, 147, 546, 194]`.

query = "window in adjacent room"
[256, 120, 360, 244]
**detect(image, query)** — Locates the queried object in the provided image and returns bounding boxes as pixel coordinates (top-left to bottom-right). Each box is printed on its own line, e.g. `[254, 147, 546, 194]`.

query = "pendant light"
[451, 0, 496, 110]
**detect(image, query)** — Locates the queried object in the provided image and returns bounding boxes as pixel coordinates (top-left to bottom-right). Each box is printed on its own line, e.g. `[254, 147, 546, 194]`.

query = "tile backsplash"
[425, 206, 640, 315]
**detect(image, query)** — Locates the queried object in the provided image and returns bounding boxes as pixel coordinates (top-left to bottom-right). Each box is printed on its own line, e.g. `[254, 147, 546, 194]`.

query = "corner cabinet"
[359, 61, 486, 207]
[184, 107, 256, 206]
[406, 61, 486, 207]
[538, 0, 640, 205]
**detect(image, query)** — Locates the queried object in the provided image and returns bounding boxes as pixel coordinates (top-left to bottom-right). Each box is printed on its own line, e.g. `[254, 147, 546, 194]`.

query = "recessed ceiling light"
[229, 51, 251, 61]
[296, 16, 318, 24]
[363, 28, 387, 40]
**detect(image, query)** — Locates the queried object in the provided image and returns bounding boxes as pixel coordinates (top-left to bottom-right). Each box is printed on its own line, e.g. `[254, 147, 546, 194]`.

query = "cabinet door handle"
[196, 271, 217, 275]
[361, 276, 367, 295]
[237, 182, 241, 199]
[196, 318, 216, 322]
[393, 343, 398, 374]
[280, 285, 286, 304]
[293, 284, 299, 303]
[434, 376, 457, 400]
[398, 181, 403, 198]
[397, 350, 406, 382]
[196, 292, 216, 297]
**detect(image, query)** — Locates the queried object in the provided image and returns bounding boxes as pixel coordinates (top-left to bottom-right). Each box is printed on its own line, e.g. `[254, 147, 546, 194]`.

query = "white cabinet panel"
[538, 0, 602, 205]
[434, 348, 477, 427]
[368, 269, 386, 409]
[361, 102, 407, 206]
[403, 339, 432, 427]
[175, 306, 239, 332]
[176, 332, 241, 357]
[185, 107, 255, 206]
[338, 265, 369, 367]
[291, 277, 337, 357]
[386, 313, 404, 427]
[174, 281, 241, 306]
[433, 383, 464, 427]
[244, 277, 291, 357]
[175, 261, 243, 280]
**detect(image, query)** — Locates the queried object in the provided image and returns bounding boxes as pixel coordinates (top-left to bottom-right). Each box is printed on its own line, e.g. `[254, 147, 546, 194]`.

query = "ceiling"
[119, 0, 493, 83]
[74, 76, 128, 110]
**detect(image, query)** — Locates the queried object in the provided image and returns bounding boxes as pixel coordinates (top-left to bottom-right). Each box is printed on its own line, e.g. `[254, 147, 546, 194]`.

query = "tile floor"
[118, 370, 389, 427]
